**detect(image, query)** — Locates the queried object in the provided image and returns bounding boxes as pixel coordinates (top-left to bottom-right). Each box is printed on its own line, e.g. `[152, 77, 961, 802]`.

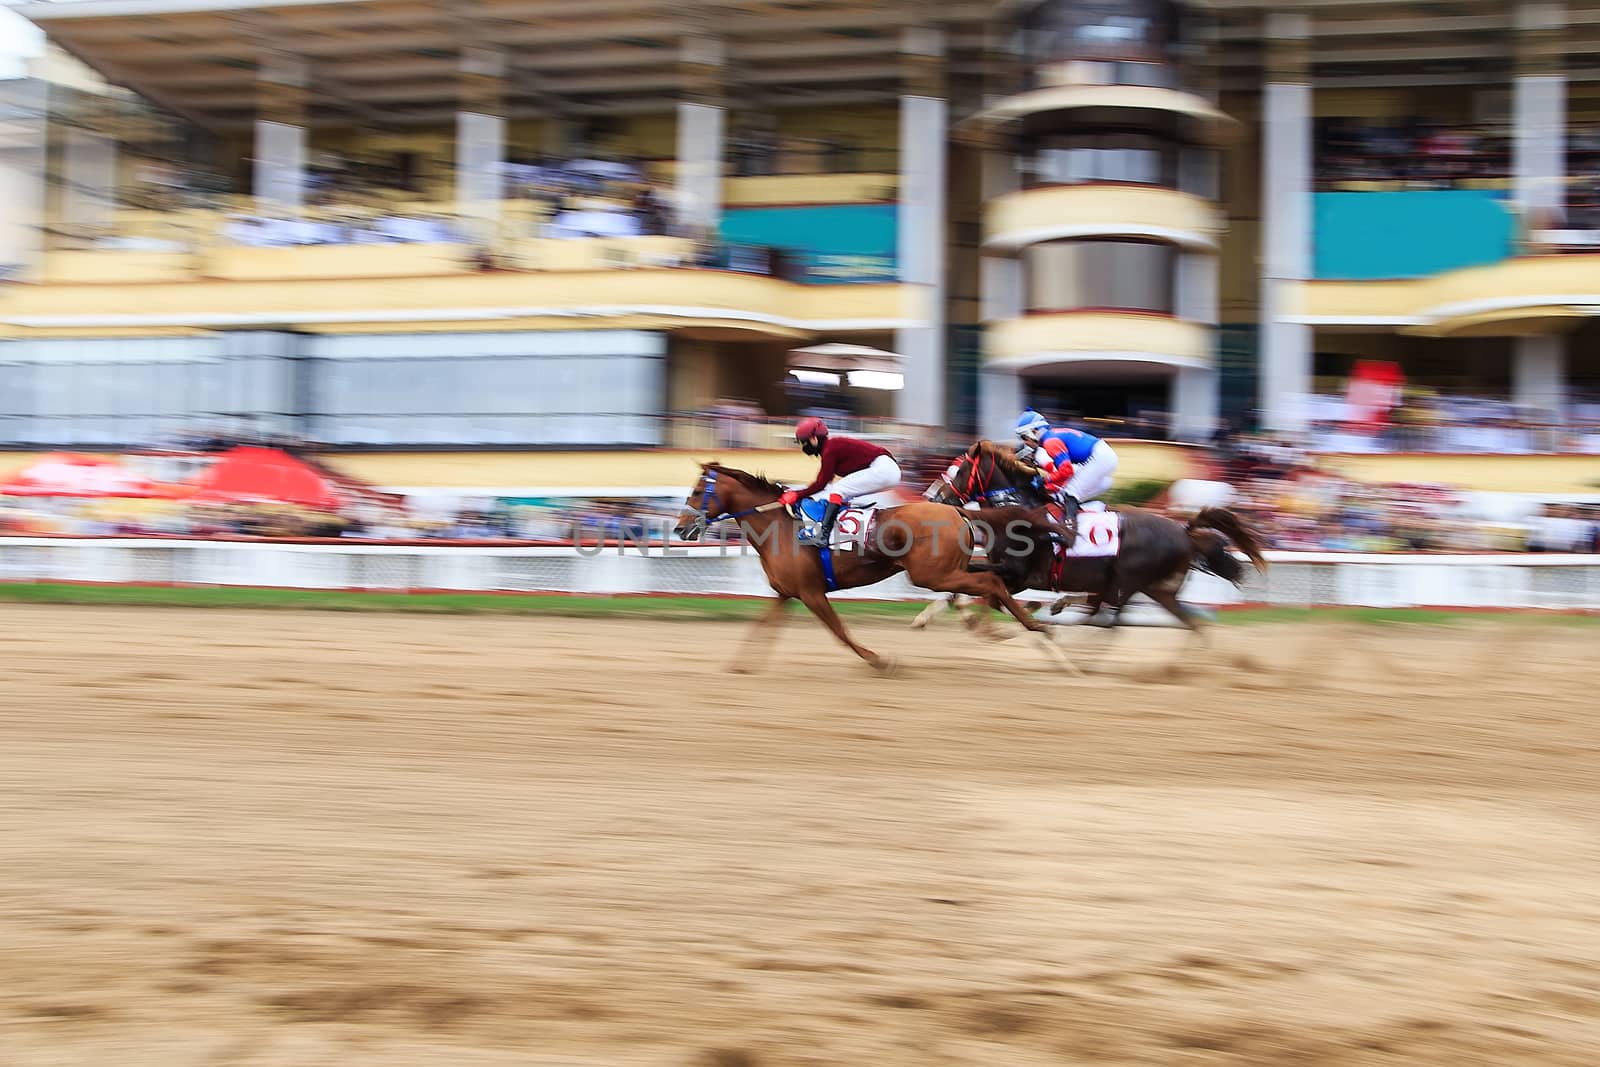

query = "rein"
[941, 450, 1021, 505]
[698, 467, 786, 526]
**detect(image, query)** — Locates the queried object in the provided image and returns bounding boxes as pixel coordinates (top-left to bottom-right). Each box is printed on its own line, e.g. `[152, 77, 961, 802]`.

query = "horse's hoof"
[909, 616, 928, 631]
[870, 655, 900, 676]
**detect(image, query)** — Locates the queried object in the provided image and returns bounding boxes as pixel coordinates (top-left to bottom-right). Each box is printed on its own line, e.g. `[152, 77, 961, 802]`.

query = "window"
[1021, 0, 1173, 67]
[1024, 239, 1176, 313]
[1024, 132, 1175, 187]
[303, 331, 667, 446]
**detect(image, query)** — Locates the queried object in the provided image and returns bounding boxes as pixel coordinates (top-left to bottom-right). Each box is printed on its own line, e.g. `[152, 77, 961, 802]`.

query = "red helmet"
[794, 416, 829, 442]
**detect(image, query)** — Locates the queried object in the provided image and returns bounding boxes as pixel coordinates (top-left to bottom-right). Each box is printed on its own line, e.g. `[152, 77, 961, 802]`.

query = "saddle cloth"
[1056, 510, 1121, 559]
[799, 498, 878, 552]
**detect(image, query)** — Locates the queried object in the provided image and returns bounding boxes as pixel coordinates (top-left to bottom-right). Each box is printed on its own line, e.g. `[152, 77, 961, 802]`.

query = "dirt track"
[3, 604, 1599, 1066]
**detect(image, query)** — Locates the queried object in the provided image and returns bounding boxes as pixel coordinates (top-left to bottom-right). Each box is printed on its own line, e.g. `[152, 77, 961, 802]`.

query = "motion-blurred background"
[0, 0, 1597, 555]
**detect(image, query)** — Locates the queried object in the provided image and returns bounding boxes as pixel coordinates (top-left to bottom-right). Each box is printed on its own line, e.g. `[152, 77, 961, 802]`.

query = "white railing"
[1, 537, 1598, 611]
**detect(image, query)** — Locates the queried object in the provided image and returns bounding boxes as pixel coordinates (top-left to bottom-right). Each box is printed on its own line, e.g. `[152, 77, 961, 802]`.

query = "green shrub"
[1103, 478, 1170, 508]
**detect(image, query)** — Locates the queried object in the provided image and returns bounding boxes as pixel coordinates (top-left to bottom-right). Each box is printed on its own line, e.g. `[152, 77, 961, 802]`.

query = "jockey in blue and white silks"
[1015, 409, 1120, 526]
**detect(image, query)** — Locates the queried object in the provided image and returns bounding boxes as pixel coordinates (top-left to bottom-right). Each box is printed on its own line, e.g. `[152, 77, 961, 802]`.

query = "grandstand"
[0, 0, 1599, 498]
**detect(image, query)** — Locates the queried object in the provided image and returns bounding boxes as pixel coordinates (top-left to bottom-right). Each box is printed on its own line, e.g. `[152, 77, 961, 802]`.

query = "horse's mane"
[708, 463, 787, 498]
[968, 439, 1038, 480]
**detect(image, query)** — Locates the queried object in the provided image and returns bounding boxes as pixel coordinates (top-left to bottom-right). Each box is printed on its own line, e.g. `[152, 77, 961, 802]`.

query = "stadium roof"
[13, 0, 996, 131]
[15, 0, 1600, 134]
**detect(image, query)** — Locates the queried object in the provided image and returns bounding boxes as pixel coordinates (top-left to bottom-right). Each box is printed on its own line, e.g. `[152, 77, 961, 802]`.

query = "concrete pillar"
[1174, 249, 1221, 440]
[1175, 251, 1220, 325]
[61, 99, 118, 238]
[0, 76, 48, 280]
[1172, 366, 1220, 443]
[895, 25, 948, 431]
[979, 366, 1023, 441]
[673, 33, 725, 238]
[456, 44, 507, 247]
[1513, 334, 1567, 419]
[1513, 1, 1567, 230]
[1258, 13, 1313, 434]
[254, 53, 309, 214]
[981, 256, 1022, 323]
[541, 111, 573, 157]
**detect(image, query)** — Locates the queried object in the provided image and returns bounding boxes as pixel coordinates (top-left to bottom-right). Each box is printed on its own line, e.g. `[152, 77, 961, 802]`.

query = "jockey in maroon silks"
[779, 417, 903, 546]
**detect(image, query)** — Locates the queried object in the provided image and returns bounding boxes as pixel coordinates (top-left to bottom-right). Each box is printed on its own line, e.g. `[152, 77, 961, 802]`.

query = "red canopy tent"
[187, 447, 344, 510]
[0, 453, 181, 498]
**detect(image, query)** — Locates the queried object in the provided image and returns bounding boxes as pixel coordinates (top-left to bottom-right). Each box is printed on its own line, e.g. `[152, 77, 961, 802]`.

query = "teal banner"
[1313, 190, 1513, 280]
[720, 204, 897, 284]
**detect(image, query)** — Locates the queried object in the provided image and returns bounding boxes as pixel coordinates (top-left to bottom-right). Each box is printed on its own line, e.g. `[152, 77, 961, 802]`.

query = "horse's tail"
[1187, 507, 1268, 586]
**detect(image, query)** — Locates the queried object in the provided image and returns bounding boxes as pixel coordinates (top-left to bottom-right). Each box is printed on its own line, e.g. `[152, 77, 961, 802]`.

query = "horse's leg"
[1146, 586, 1204, 635]
[797, 588, 892, 673]
[1052, 592, 1094, 616]
[729, 595, 792, 674]
[1084, 587, 1125, 628]
[984, 583, 1083, 673]
[910, 593, 955, 631]
[938, 573, 1082, 675]
[961, 595, 1004, 639]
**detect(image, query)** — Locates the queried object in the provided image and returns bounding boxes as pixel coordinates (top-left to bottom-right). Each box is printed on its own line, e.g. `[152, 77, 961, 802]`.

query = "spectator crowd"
[1316, 118, 1600, 228]
[1216, 432, 1600, 553]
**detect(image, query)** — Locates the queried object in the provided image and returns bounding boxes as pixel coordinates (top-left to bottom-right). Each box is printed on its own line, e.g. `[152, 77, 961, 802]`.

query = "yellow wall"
[985, 313, 1213, 366]
[668, 340, 720, 414]
[206, 243, 471, 281]
[777, 106, 898, 154]
[324, 450, 821, 489]
[1, 262, 906, 337]
[1319, 454, 1600, 495]
[325, 442, 1200, 491]
[1313, 87, 1477, 123]
[723, 173, 897, 205]
[984, 185, 1223, 247]
[1, 446, 1586, 495]
[1297, 255, 1600, 334]
[612, 114, 677, 160]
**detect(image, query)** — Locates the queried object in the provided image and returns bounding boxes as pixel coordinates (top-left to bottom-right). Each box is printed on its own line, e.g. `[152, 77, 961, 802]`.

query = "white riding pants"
[810, 455, 902, 503]
[1061, 441, 1118, 503]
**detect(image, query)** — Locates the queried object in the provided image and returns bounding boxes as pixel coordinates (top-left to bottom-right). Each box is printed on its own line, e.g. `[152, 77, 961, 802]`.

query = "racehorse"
[674, 461, 1070, 673]
[915, 441, 1269, 634]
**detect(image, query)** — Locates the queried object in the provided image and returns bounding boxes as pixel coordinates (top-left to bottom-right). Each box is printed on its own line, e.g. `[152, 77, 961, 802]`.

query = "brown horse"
[920, 441, 1270, 635]
[674, 462, 1069, 673]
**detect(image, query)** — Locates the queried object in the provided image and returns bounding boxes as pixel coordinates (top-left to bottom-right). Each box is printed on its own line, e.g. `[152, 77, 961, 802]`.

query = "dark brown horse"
[920, 441, 1269, 634]
[674, 461, 1071, 673]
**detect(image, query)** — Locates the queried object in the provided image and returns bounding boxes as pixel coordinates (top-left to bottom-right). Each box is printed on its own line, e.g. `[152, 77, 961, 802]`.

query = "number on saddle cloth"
[1055, 512, 1121, 559]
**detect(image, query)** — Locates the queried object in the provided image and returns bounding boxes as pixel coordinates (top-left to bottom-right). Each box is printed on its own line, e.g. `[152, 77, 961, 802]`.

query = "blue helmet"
[1015, 409, 1050, 442]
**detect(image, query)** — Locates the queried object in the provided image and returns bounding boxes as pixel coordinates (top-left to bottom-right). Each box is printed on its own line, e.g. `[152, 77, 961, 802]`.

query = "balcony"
[984, 310, 1212, 370]
[985, 183, 1222, 252]
[967, 85, 1237, 146]
[3, 247, 908, 337]
[1294, 254, 1600, 336]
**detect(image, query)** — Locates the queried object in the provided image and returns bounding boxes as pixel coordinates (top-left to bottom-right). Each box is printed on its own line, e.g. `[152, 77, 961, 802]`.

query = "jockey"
[1015, 409, 1119, 527]
[779, 417, 901, 546]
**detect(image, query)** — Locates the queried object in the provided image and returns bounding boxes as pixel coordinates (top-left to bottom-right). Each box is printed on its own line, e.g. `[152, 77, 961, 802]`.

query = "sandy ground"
[2, 604, 1599, 1066]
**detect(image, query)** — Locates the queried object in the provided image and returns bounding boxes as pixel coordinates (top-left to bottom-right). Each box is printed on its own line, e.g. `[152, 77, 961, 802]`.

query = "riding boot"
[1059, 494, 1082, 541]
[803, 499, 842, 547]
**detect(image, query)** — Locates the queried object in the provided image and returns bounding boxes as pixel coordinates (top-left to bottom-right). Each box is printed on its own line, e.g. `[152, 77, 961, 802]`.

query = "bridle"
[935, 449, 1024, 506]
[685, 467, 785, 537]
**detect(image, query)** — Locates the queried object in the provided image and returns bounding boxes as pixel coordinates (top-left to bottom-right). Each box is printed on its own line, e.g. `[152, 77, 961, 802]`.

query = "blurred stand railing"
[0, 538, 1596, 611]
[1307, 421, 1600, 455]
[0, 414, 941, 453]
